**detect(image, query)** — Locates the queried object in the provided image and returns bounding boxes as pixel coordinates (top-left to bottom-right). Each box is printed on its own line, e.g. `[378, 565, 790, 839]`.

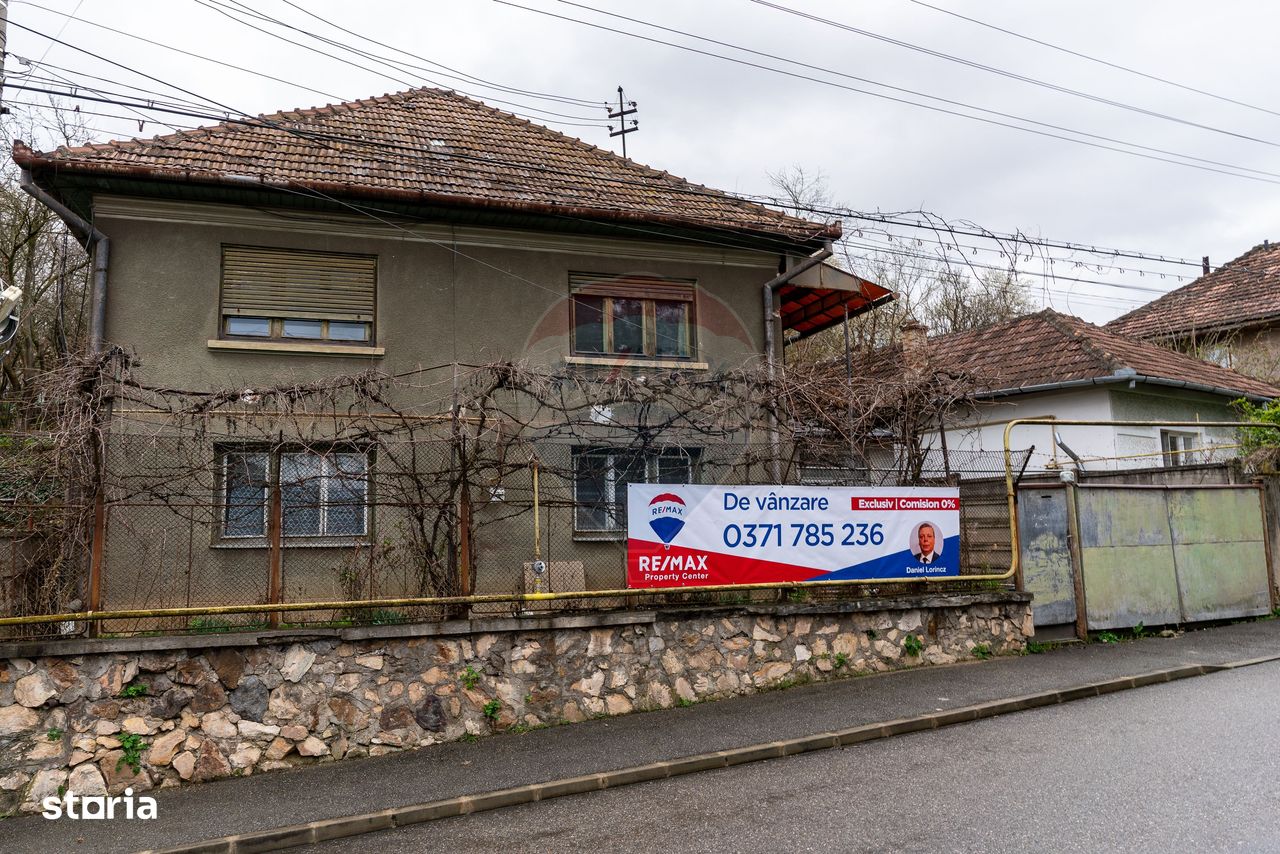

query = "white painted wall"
[920, 384, 1244, 475]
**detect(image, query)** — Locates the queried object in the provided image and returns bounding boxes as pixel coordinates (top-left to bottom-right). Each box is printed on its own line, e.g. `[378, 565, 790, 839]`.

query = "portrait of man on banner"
[910, 521, 943, 565]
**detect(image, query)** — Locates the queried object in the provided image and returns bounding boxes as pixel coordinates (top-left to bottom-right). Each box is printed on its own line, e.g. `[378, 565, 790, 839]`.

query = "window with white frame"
[573, 447, 698, 533]
[1160, 430, 1199, 468]
[221, 447, 370, 540]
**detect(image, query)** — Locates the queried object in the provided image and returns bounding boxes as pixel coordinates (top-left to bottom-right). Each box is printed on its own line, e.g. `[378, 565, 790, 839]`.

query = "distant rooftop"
[1107, 241, 1280, 340]
[924, 309, 1279, 400]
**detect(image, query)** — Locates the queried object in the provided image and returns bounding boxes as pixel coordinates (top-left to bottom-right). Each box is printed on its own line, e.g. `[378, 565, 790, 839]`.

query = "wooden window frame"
[215, 445, 374, 546]
[569, 274, 697, 362]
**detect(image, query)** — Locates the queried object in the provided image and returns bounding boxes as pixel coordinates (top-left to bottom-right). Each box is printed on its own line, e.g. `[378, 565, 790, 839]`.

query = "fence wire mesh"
[1, 423, 1036, 639]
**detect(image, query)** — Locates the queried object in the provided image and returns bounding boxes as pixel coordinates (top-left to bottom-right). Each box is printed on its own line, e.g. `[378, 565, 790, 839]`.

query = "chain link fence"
[1, 421, 1038, 639]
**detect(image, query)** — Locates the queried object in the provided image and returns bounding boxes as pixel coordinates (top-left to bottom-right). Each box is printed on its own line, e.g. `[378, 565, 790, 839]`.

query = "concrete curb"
[140, 655, 1280, 854]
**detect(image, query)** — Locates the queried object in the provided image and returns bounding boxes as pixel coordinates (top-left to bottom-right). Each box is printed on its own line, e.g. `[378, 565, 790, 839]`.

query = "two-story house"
[14, 87, 889, 616]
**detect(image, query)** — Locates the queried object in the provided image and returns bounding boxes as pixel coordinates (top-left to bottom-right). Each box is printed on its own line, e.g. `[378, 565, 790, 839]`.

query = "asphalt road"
[303, 660, 1280, 854]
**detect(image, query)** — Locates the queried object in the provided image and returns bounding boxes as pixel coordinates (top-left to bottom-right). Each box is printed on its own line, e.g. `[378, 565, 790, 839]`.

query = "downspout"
[19, 168, 110, 354]
[762, 244, 833, 482]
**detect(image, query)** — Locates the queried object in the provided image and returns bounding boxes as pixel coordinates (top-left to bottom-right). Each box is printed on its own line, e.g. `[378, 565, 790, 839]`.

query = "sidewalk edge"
[139, 656, 1279, 854]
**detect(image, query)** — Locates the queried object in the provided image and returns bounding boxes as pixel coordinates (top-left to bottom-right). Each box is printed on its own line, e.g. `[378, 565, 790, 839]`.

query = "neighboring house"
[1107, 240, 1280, 382]
[12, 86, 890, 605]
[914, 310, 1279, 474]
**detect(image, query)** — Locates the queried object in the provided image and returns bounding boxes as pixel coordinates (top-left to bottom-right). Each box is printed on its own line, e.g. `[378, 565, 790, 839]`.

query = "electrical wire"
[272, 0, 605, 109]
[192, 0, 613, 126]
[750, 0, 1280, 149]
[495, 1, 1280, 185]
[904, 0, 1280, 120]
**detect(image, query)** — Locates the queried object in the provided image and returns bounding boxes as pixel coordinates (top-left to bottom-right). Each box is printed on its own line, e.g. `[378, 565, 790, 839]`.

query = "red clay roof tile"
[924, 309, 1279, 399]
[1107, 241, 1280, 339]
[12, 87, 834, 245]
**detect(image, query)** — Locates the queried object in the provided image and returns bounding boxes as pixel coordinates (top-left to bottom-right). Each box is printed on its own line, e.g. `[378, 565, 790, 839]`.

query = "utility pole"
[607, 85, 638, 159]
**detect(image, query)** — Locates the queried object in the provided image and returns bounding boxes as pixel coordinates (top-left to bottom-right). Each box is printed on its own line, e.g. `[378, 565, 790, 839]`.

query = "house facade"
[1107, 240, 1280, 383]
[914, 311, 1279, 475]
[13, 87, 889, 617]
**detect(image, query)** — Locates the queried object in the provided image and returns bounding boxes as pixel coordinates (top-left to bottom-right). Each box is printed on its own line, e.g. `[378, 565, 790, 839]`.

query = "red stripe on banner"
[851, 496, 959, 511]
[626, 540, 819, 588]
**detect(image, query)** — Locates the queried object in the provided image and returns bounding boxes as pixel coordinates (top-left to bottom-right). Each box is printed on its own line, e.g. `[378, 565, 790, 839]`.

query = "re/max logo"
[42, 787, 158, 820]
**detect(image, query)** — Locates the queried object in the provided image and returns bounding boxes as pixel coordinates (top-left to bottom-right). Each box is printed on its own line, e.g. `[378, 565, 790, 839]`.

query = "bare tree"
[0, 106, 94, 425]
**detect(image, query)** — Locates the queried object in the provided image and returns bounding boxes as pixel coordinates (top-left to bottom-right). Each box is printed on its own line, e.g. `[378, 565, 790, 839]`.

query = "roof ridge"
[1034, 309, 1123, 374]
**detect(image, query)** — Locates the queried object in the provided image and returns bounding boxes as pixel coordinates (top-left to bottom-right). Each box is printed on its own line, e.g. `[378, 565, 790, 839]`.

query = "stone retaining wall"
[0, 593, 1032, 814]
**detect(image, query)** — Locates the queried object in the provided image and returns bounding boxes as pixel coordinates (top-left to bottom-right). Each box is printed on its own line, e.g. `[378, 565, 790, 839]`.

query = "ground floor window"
[221, 447, 370, 540]
[1160, 430, 1199, 468]
[573, 447, 698, 533]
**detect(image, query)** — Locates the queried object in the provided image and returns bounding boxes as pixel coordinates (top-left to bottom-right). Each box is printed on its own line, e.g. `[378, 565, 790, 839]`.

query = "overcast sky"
[5, 0, 1278, 323]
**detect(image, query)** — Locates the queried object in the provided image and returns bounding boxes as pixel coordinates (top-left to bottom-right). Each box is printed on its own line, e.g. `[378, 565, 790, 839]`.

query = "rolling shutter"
[221, 246, 377, 322]
[570, 272, 695, 302]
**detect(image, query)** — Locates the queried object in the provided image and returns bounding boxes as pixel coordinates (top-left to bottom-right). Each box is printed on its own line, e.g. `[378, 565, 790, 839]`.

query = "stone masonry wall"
[0, 593, 1031, 814]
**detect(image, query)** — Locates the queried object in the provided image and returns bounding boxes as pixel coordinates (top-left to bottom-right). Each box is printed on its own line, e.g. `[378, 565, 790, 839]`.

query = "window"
[1160, 430, 1198, 467]
[220, 447, 370, 541]
[570, 273, 696, 360]
[220, 246, 376, 345]
[573, 447, 698, 533]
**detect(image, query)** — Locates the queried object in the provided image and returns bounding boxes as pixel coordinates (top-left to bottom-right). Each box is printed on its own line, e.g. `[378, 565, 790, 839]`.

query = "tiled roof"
[12, 87, 835, 245]
[1107, 241, 1280, 339]
[922, 309, 1279, 400]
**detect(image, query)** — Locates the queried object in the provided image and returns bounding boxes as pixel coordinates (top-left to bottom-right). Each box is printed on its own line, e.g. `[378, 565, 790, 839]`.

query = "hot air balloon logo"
[648, 492, 686, 544]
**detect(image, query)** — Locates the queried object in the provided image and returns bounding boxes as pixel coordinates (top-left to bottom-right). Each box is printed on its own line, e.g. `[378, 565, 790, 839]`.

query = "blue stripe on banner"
[805, 535, 962, 580]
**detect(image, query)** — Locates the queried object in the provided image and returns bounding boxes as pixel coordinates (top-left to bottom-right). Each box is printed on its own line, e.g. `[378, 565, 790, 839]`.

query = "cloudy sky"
[5, 0, 1278, 323]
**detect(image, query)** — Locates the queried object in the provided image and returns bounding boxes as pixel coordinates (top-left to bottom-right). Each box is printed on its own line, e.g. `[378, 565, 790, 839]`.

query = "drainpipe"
[19, 168, 110, 354]
[762, 244, 833, 482]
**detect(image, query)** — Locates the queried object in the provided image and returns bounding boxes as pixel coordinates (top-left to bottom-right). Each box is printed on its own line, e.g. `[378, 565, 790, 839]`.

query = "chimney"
[901, 318, 929, 377]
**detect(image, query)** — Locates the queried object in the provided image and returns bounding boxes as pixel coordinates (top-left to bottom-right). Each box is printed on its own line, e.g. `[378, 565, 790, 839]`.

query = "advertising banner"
[626, 484, 960, 588]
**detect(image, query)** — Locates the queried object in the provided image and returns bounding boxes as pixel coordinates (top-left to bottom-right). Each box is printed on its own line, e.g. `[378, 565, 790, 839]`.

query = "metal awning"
[778, 261, 894, 341]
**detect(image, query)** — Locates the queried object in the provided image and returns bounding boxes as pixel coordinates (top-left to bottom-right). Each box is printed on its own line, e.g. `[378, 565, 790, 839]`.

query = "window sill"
[212, 538, 369, 549]
[566, 355, 708, 370]
[208, 340, 386, 357]
[573, 530, 626, 542]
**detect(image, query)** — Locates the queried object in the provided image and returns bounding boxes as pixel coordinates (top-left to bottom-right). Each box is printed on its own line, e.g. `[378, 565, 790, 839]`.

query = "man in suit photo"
[914, 522, 941, 564]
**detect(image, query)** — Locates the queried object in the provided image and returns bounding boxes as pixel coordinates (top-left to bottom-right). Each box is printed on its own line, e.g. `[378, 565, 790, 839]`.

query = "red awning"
[779, 277, 894, 341]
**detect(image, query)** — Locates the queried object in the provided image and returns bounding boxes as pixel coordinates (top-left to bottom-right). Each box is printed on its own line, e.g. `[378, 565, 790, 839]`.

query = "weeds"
[46, 728, 64, 742]
[118, 682, 149, 699]
[117, 734, 147, 774]
[903, 634, 924, 657]
[482, 700, 501, 722]
[1024, 641, 1050, 655]
[1097, 631, 1121, 644]
[459, 666, 481, 690]
[833, 652, 850, 669]
[971, 643, 993, 660]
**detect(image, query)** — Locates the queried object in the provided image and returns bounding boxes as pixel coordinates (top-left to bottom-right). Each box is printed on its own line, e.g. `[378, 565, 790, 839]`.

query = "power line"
[11, 72, 1213, 282]
[751, 0, 1280, 150]
[193, 0, 613, 127]
[496, 1, 1280, 186]
[5, 22, 1231, 290]
[904, 0, 1280, 120]
[271, 0, 605, 109]
[15, 0, 346, 102]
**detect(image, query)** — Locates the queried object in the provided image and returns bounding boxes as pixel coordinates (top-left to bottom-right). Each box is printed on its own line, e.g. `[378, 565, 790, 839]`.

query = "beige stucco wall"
[88, 196, 791, 609]
[94, 196, 780, 391]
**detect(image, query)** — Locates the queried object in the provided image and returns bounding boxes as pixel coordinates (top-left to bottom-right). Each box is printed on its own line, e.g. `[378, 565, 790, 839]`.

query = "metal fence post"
[1063, 481, 1088, 641]
[458, 485, 473, 597]
[267, 480, 283, 629]
[87, 490, 105, 638]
